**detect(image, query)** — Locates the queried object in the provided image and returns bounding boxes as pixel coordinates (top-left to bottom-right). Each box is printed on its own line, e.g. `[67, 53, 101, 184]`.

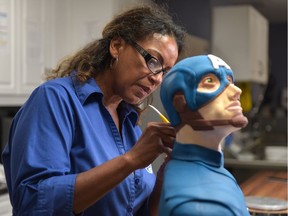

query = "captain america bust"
[159, 54, 250, 216]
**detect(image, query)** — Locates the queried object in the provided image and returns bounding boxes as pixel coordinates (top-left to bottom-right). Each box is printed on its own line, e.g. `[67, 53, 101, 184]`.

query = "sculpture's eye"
[204, 77, 213, 84]
[197, 74, 220, 93]
[227, 75, 233, 84]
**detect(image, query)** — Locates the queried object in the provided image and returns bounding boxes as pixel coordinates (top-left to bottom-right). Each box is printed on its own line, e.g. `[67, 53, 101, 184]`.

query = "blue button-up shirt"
[2, 74, 156, 215]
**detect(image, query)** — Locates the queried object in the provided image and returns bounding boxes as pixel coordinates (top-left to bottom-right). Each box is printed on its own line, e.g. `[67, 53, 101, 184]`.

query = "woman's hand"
[125, 122, 175, 170]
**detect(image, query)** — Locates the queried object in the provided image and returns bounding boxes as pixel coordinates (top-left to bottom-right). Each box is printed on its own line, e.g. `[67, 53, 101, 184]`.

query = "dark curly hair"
[46, 3, 185, 114]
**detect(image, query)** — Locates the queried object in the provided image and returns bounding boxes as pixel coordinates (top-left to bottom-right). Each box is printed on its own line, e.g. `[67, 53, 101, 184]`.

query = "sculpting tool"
[148, 105, 170, 123]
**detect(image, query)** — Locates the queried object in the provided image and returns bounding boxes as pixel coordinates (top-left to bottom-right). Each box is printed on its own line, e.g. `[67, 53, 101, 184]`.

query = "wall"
[155, 0, 211, 41]
[52, 0, 147, 67]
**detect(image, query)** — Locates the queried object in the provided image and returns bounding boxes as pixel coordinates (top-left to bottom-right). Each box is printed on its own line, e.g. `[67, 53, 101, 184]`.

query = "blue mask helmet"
[160, 54, 236, 129]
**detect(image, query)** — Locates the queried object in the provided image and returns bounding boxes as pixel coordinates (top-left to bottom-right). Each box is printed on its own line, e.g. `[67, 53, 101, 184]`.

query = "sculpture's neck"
[175, 124, 229, 152]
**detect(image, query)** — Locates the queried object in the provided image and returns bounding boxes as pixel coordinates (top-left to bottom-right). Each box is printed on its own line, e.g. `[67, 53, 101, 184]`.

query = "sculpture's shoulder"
[159, 159, 250, 216]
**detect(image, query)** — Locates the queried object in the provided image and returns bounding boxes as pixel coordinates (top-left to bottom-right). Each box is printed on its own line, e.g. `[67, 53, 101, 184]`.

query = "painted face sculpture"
[160, 54, 248, 130]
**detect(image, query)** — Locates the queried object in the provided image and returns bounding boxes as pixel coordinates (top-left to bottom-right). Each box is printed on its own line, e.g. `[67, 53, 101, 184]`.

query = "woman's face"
[110, 35, 179, 104]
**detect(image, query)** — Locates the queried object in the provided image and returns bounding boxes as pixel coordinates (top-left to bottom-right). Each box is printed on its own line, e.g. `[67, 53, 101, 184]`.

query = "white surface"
[0, 193, 12, 216]
[0, 164, 12, 215]
[265, 146, 288, 162]
[212, 5, 268, 83]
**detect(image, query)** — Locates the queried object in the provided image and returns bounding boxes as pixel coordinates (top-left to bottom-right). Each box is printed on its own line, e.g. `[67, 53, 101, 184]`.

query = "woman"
[2, 3, 185, 216]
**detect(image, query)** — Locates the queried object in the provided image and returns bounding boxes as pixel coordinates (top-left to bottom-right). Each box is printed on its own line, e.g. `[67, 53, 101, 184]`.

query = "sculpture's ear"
[173, 92, 187, 113]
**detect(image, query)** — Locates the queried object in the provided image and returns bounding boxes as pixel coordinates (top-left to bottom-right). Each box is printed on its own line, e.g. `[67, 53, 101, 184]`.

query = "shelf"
[225, 158, 287, 170]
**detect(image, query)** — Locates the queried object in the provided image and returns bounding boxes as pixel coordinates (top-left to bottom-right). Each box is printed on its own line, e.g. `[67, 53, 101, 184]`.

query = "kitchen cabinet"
[212, 5, 268, 84]
[0, 0, 16, 95]
[0, 0, 53, 105]
[20, 0, 55, 94]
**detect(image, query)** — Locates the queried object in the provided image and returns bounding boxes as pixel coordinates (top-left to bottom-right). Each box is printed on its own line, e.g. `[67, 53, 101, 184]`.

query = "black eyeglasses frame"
[130, 41, 167, 76]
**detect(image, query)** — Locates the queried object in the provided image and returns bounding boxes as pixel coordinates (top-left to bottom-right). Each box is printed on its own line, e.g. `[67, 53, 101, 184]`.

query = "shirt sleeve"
[6, 83, 77, 215]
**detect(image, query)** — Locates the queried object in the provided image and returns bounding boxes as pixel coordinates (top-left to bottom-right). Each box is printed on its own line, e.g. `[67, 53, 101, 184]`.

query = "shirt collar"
[71, 73, 103, 104]
[71, 73, 139, 126]
[171, 142, 224, 167]
[118, 102, 139, 126]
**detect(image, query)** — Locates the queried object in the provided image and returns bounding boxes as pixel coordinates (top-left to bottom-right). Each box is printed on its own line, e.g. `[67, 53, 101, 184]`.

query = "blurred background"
[142, 0, 287, 184]
[0, 0, 287, 214]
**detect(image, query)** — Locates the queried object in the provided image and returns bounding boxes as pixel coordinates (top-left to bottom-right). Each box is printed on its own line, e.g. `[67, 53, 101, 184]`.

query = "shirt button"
[127, 206, 133, 212]
[135, 178, 140, 185]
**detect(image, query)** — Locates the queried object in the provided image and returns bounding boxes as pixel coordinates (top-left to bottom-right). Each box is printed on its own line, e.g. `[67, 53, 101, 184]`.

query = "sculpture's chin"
[231, 114, 249, 128]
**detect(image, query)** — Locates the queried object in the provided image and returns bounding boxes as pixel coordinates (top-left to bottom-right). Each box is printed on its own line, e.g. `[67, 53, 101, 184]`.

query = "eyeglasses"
[131, 41, 167, 76]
